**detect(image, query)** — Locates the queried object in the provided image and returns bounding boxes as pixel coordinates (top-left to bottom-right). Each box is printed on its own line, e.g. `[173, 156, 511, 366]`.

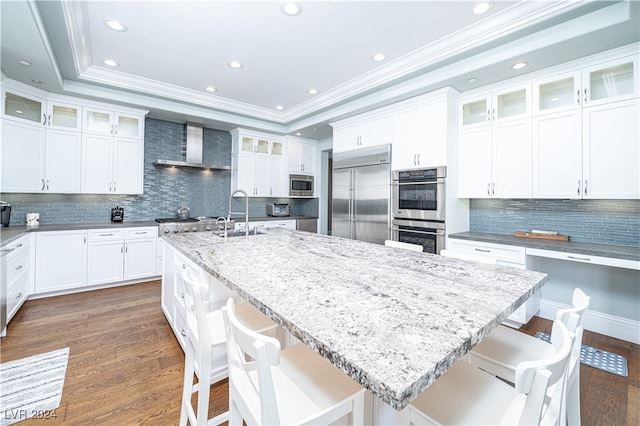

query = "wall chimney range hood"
[153, 122, 230, 170]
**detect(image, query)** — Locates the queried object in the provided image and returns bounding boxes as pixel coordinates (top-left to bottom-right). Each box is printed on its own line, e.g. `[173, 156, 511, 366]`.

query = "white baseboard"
[539, 298, 640, 344]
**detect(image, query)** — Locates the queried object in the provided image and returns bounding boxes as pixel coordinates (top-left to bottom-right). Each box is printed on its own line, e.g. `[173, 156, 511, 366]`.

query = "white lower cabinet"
[36, 226, 158, 295]
[446, 238, 540, 327]
[87, 227, 157, 285]
[4, 235, 32, 330]
[35, 230, 88, 293]
[236, 219, 297, 232]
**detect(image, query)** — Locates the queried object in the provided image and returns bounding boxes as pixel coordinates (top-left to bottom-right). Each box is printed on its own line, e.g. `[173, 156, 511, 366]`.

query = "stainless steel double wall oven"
[391, 166, 446, 254]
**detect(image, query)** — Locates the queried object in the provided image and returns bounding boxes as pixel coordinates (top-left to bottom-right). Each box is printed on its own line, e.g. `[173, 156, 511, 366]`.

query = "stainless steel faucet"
[228, 189, 249, 237]
[215, 216, 228, 238]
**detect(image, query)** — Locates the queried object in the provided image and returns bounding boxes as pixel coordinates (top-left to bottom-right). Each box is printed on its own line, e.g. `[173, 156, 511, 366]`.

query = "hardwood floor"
[1, 281, 638, 425]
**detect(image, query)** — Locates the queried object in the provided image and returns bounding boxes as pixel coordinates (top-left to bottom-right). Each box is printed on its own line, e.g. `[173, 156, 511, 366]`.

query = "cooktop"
[154, 218, 199, 223]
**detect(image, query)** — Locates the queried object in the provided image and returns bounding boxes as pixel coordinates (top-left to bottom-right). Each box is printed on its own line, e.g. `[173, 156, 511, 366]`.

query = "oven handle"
[391, 227, 445, 236]
[392, 181, 444, 186]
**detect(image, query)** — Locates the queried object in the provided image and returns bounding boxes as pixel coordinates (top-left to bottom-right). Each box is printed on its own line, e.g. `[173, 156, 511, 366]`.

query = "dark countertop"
[448, 232, 640, 262]
[0, 221, 158, 247]
[0, 216, 319, 247]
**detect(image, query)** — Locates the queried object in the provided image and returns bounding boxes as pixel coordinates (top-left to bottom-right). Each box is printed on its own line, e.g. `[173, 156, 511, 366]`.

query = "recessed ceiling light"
[372, 53, 386, 62]
[18, 60, 32, 66]
[313, 128, 318, 131]
[103, 59, 119, 67]
[467, 77, 478, 83]
[228, 61, 243, 69]
[275, 105, 285, 110]
[104, 19, 127, 32]
[282, 2, 302, 16]
[308, 88, 318, 95]
[206, 86, 217, 92]
[473, 1, 494, 15]
[295, 132, 302, 136]
[512, 61, 528, 70]
[31, 80, 43, 84]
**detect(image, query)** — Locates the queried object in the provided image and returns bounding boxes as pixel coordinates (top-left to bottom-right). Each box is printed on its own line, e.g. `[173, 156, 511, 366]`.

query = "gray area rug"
[0, 347, 69, 425]
[535, 331, 628, 377]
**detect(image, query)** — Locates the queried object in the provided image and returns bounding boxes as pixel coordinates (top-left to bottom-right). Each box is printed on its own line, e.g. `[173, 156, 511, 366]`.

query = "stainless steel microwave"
[289, 174, 314, 197]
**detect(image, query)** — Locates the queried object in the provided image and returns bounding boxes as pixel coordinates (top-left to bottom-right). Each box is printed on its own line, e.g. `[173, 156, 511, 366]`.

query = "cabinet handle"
[16, 292, 23, 299]
[114, 124, 118, 135]
[180, 329, 187, 337]
[15, 265, 23, 271]
[576, 89, 581, 105]
[568, 255, 590, 262]
[125, 243, 128, 253]
[100, 233, 114, 236]
[41, 179, 45, 191]
[134, 231, 147, 235]
[16, 244, 23, 249]
[492, 182, 495, 196]
[42, 114, 46, 125]
[487, 110, 491, 122]
[84, 236, 87, 244]
[47, 115, 51, 126]
[417, 154, 420, 165]
[584, 88, 588, 104]
[584, 180, 588, 196]
[181, 264, 187, 269]
[577, 180, 581, 195]
[474, 248, 491, 253]
[487, 183, 491, 196]
[492, 108, 496, 121]
[46, 180, 49, 191]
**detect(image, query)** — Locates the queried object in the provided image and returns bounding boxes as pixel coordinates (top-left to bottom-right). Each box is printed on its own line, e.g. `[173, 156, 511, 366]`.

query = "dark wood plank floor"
[1, 281, 638, 425]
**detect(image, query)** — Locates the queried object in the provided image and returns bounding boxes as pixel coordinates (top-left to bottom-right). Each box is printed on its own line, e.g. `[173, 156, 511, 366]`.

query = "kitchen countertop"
[0, 221, 158, 247]
[162, 228, 548, 410]
[448, 232, 640, 262]
[0, 216, 319, 247]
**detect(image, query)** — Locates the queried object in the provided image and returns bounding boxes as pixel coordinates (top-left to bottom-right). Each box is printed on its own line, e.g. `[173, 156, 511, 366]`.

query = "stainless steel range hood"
[154, 122, 230, 170]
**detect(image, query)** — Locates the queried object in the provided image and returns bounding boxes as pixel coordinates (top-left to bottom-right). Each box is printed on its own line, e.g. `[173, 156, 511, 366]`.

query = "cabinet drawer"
[6, 248, 29, 284]
[7, 273, 29, 321]
[447, 239, 526, 265]
[125, 227, 157, 239]
[88, 229, 125, 241]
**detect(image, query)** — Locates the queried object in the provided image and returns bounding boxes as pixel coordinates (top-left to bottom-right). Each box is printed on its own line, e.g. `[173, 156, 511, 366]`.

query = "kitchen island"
[162, 228, 548, 416]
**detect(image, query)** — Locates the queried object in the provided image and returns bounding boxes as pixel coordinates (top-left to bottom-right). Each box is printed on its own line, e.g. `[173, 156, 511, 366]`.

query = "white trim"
[539, 298, 640, 344]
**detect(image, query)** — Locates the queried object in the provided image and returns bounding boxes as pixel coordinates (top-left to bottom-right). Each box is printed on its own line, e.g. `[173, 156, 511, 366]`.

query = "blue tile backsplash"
[1, 118, 318, 225]
[470, 199, 640, 246]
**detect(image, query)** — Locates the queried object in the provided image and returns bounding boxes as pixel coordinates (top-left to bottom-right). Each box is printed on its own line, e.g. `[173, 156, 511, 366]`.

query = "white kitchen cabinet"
[231, 129, 287, 197]
[35, 230, 87, 294]
[1, 119, 46, 192]
[81, 135, 143, 194]
[4, 235, 31, 327]
[392, 89, 457, 170]
[46, 97, 82, 132]
[45, 129, 82, 193]
[532, 55, 639, 199]
[83, 107, 144, 139]
[332, 113, 393, 153]
[457, 84, 532, 198]
[87, 227, 157, 285]
[2, 86, 47, 125]
[287, 137, 316, 174]
[236, 219, 297, 232]
[446, 238, 539, 328]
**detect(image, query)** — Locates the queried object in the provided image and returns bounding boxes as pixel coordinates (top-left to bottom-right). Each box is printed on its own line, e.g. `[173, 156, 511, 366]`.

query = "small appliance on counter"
[177, 206, 190, 220]
[268, 203, 290, 217]
[0, 201, 10, 227]
[111, 205, 124, 222]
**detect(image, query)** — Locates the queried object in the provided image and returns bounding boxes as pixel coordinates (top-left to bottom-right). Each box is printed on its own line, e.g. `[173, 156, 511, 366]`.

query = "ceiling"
[1, 1, 639, 140]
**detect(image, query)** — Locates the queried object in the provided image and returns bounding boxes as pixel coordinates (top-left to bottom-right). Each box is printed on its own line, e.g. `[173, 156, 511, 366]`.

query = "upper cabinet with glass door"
[460, 84, 531, 128]
[83, 107, 144, 139]
[2, 88, 47, 126]
[534, 55, 638, 115]
[46, 97, 82, 132]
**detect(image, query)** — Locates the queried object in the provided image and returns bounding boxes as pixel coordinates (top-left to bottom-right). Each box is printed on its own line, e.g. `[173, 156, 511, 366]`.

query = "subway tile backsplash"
[470, 199, 640, 247]
[1, 118, 318, 225]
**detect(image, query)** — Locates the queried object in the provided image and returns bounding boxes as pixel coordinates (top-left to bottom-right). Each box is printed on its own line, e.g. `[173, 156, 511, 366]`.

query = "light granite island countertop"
[163, 228, 548, 414]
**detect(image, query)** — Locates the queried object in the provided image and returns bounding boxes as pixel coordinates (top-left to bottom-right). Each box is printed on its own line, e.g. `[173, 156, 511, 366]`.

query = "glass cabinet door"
[461, 97, 488, 127]
[84, 108, 113, 135]
[534, 71, 581, 115]
[256, 139, 269, 155]
[3, 89, 45, 125]
[584, 56, 638, 105]
[48, 102, 81, 131]
[271, 141, 284, 156]
[241, 136, 255, 153]
[493, 84, 531, 122]
[115, 114, 142, 138]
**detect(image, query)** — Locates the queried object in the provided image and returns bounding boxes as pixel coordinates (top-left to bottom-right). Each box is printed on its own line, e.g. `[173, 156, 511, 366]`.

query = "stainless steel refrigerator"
[332, 145, 391, 244]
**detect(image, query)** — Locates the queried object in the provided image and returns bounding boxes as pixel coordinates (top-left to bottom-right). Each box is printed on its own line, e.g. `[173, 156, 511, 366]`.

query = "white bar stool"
[221, 297, 366, 425]
[179, 268, 277, 426]
[469, 288, 590, 425]
[399, 319, 575, 425]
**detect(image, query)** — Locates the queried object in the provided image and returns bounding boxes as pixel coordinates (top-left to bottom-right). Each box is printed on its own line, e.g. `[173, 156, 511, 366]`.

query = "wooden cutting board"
[514, 231, 569, 241]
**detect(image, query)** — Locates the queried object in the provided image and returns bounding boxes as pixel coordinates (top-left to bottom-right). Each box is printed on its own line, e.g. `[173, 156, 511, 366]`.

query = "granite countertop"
[163, 228, 548, 410]
[449, 232, 640, 262]
[0, 221, 158, 247]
